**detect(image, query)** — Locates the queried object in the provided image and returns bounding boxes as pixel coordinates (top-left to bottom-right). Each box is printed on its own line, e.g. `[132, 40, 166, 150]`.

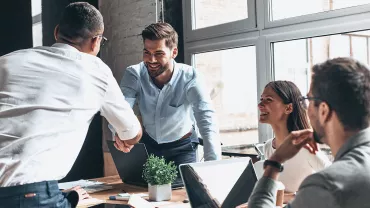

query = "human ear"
[285, 103, 293, 114]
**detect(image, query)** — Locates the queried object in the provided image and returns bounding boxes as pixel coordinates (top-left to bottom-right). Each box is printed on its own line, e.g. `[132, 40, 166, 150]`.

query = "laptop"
[179, 157, 258, 208]
[106, 141, 183, 189]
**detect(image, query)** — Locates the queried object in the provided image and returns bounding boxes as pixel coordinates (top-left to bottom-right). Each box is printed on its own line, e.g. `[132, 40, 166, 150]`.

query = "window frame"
[182, 0, 370, 143]
[264, 0, 370, 28]
[182, 0, 257, 43]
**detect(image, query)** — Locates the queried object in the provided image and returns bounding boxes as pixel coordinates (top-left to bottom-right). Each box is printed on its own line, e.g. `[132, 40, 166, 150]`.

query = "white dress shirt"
[0, 43, 141, 187]
[263, 138, 331, 192]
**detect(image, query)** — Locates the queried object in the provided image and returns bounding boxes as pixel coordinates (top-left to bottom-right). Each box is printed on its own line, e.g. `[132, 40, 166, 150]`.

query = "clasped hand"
[114, 134, 134, 153]
[270, 129, 319, 164]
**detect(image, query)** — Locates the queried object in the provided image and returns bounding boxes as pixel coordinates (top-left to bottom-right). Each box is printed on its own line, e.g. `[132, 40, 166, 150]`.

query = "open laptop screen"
[180, 158, 257, 208]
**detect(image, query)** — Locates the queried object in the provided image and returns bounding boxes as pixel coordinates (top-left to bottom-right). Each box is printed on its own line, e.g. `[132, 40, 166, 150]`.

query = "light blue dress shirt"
[120, 61, 222, 161]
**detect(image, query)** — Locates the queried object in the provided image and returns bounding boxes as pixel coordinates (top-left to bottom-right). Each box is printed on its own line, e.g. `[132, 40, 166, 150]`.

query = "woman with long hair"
[258, 80, 331, 192]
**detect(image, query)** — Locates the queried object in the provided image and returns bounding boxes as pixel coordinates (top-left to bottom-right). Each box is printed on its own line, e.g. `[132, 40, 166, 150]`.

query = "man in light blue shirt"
[120, 23, 221, 182]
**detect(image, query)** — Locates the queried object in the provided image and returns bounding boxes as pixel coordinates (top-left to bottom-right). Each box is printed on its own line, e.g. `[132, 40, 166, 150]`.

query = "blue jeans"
[0, 180, 78, 208]
[140, 129, 199, 185]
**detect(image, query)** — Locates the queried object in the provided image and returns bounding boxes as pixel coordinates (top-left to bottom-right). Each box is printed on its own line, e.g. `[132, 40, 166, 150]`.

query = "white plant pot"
[148, 183, 172, 201]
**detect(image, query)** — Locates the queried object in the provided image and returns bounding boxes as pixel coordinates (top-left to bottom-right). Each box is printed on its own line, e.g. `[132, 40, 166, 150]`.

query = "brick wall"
[99, 0, 158, 176]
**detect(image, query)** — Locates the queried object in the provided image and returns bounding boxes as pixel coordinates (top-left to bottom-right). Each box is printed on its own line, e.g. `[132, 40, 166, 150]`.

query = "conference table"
[81, 175, 294, 208]
[80, 175, 189, 208]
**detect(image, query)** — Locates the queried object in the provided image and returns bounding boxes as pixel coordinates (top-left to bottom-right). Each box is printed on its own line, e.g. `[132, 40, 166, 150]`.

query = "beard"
[146, 63, 168, 78]
[312, 130, 324, 144]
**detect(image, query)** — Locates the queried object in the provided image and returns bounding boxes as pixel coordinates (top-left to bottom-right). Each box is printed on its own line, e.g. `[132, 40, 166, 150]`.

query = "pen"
[109, 195, 130, 201]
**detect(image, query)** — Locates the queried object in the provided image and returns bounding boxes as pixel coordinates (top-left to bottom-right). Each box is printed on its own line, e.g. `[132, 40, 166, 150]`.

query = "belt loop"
[46, 181, 52, 197]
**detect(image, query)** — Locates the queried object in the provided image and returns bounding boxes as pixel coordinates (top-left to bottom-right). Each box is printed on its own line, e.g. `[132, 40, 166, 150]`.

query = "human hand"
[114, 134, 134, 153]
[270, 129, 318, 164]
[65, 186, 91, 201]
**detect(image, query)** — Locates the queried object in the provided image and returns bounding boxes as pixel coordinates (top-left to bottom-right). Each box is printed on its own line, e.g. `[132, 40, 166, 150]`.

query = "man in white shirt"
[0, 2, 142, 208]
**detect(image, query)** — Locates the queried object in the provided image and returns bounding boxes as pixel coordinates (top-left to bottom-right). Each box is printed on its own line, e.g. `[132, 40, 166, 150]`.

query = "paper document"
[128, 194, 154, 208]
[58, 179, 113, 193]
[76, 197, 105, 207]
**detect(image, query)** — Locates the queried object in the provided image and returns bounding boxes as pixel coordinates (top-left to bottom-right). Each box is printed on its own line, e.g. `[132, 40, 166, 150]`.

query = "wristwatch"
[263, 160, 284, 172]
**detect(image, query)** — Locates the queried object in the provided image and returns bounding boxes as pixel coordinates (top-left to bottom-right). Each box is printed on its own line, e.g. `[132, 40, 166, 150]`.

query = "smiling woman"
[258, 81, 331, 192]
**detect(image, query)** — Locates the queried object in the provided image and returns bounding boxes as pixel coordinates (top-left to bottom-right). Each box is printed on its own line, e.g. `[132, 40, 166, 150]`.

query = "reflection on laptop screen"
[180, 158, 257, 208]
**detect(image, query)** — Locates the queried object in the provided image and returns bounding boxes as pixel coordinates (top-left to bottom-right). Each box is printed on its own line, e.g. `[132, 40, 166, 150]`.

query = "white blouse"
[263, 138, 332, 192]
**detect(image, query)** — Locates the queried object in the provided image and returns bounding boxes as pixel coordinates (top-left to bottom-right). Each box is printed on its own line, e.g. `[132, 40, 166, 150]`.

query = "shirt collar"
[51, 43, 80, 52]
[143, 60, 179, 87]
[334, 127, 370, 161]
[167, 60, 179, 86]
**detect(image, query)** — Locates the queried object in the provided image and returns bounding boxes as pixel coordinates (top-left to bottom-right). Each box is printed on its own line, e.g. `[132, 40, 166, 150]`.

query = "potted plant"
[142, 154, 178, 201]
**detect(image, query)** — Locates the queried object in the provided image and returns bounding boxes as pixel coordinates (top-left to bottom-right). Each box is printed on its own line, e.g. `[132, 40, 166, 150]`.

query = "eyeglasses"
[94, 35, 108, 47]
[299, 96, 321, 109]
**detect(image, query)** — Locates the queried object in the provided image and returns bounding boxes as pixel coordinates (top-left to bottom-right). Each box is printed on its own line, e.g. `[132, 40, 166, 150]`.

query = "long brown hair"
[266, 81, 310, 132]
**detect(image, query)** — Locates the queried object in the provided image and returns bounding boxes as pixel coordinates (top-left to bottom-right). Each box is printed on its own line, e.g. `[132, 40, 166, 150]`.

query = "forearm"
[248, 175, 280, 208]
[202, 132, 222, 161]
[247, 162, 283, 208]
[196, 111, 221, 161]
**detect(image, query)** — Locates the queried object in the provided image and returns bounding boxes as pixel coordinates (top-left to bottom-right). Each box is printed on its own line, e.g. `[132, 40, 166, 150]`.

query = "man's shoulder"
[176, 63, 201, 82]
[125, 62, 145, 77]
[1, 47, 39, 58]
[300, 156, 370, 189]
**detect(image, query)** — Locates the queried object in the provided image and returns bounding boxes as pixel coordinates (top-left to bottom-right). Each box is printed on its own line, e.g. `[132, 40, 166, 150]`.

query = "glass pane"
[31, 0, 42, 17]
[32, 22, 43, 47]
[194, 47, 258, 146]
[270, 0, 370, 21]
[194, 0, 248, 29]
[272, 30, 370, 96]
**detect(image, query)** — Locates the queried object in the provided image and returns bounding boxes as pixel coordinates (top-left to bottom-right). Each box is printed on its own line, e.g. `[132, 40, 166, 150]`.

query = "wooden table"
[84, 176, 295, 208]
[86, 175, 189, 207]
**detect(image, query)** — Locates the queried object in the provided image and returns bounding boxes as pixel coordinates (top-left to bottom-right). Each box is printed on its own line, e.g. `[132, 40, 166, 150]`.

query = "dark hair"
[58, 2, 103, 42]
[266, 81, 310, 132]
[141, 23, 178, 49]
[312, 57, 370, 130]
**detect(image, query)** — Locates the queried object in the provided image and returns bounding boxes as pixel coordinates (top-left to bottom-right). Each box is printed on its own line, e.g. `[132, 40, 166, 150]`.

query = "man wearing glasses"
[117, 22, 222, 184]
[0, 2, 142, 207]
[248, 57, 370, 208]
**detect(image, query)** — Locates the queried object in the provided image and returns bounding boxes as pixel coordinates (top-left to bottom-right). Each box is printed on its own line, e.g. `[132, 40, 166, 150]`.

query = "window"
[273, 30, 370, 96]
[183, 0, 256, 42]
[270, 0, 370, 21]
[183, 0, 370, 145]
[32, 23, 43, 47]
[194, 0, 248, 29]
[32, 0, 42, 47]
[194, 47, 258, 146]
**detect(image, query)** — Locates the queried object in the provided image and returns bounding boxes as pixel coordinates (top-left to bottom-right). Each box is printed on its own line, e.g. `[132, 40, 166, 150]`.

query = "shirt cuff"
[117, 123, 141, 141]
[109, 122, 141, 141]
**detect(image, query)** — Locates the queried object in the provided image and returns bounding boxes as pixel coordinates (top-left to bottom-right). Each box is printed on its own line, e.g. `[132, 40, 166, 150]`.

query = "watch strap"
[263, 160, 284, 172]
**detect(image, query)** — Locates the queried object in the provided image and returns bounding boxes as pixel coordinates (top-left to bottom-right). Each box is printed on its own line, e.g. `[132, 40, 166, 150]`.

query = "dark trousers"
[140, 130, 199, 185]
[0, 181, 78, 208]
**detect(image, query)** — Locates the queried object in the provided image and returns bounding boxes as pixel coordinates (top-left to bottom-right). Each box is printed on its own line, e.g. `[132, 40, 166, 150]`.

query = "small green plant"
[142, 154, 178, 185]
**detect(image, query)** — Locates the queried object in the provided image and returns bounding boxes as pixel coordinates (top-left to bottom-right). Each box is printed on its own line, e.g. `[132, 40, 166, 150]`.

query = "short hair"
[58, 2, 103, 42]
[141, 23, 178, 49]
[266, 81, 310, 132]
[312, 57, 370, 130]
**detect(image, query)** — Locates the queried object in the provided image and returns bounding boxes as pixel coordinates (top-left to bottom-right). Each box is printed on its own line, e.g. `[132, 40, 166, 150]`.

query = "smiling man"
[119, 22, 221, 184]
[248, 57, 370, 208]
